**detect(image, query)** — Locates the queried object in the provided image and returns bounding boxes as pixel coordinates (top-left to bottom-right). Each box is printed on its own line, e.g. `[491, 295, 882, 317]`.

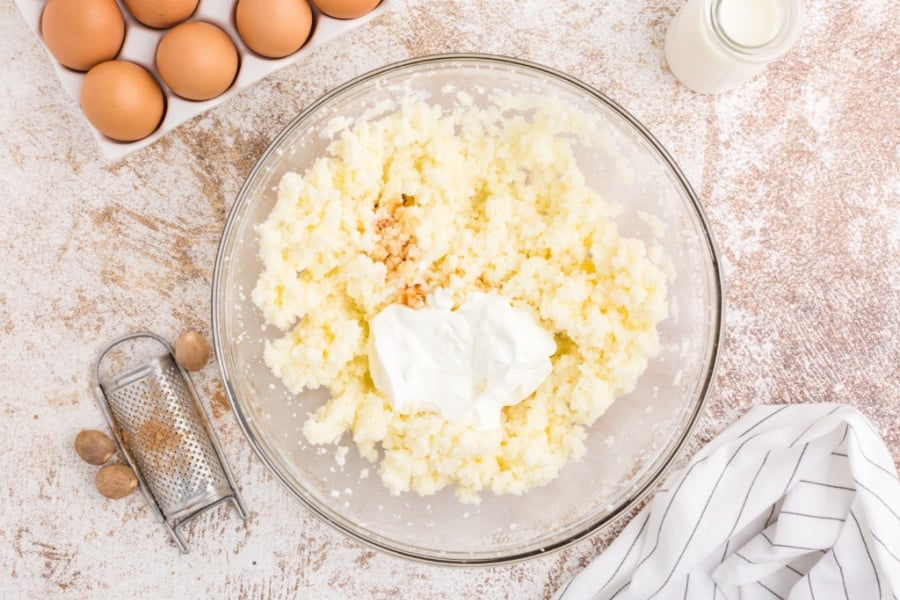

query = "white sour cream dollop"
[368, 289, 556, 430]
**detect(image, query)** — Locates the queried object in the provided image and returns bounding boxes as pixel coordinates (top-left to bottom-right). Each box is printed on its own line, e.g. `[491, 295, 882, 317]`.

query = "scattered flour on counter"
[252, 96, 668, 503]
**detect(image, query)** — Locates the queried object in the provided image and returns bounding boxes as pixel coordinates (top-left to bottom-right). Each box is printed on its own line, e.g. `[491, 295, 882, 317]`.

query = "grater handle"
[93, 331, 173, 389]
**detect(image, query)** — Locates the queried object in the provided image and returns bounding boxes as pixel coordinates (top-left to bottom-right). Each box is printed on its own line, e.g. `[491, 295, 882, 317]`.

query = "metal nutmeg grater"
[92, 331, 249, 553]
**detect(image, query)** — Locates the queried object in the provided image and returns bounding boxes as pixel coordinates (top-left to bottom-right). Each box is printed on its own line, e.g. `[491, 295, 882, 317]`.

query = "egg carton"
[15, 0, 394, 160]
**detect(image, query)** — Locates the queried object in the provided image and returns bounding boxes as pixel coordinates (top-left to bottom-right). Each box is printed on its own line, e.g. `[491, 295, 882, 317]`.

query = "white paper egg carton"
[15, 0, 393, 160]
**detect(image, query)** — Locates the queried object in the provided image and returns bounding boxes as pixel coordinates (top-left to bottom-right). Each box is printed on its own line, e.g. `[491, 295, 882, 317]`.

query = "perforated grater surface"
[93, 332, 248, 553]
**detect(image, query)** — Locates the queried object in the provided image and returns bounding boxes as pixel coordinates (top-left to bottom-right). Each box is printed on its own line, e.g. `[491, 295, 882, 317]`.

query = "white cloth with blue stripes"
[554, 403, 900, 599]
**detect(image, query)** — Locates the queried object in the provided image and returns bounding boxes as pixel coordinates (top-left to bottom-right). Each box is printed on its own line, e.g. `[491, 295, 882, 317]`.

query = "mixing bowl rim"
[212, 52, 724, 566]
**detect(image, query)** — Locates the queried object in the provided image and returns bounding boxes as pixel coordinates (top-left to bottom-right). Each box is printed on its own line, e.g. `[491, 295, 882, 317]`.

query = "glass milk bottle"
[665, 0, 805, 94]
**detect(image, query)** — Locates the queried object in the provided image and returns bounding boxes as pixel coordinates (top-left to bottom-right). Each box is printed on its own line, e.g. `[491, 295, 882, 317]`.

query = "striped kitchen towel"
[555, 403, 900, 599]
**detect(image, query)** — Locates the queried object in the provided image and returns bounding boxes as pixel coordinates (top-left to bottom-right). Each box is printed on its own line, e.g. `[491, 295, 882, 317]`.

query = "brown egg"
[123, 0, 199, 28]
[80, 61, 165, 142]
[41, 0, 125, 72]
[156, 22, 239, 101]
[236, 0, 313, 58]
[312, 0, 380, 19]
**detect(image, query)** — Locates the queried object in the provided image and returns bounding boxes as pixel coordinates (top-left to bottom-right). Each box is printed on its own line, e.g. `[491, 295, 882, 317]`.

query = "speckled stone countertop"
[1, 0, 897, 597]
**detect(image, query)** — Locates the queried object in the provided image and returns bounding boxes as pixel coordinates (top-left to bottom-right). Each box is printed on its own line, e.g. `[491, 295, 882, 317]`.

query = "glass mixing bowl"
[212, 54, 723, 565]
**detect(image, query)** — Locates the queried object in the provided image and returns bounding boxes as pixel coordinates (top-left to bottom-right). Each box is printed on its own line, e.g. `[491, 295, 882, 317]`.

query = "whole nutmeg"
[95, 463, 138, 499]
[74, 429, 116, 465]
[174, 330, 210, 371]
